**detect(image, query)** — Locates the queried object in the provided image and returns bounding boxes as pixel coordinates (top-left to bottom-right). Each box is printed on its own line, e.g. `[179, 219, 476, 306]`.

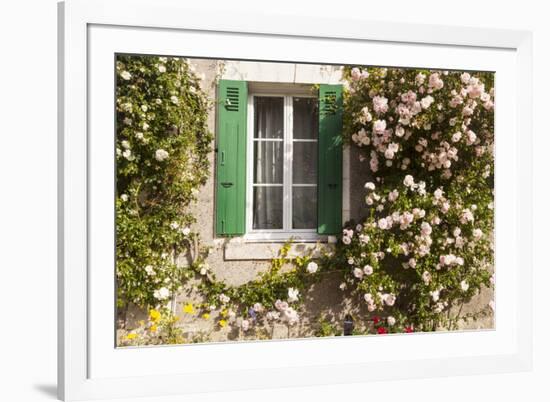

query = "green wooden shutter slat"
[318, 84, 343, 235]
[215, 80, 247, 236]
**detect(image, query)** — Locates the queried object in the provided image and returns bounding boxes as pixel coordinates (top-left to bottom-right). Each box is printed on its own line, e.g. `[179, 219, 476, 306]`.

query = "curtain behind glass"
[253, 97, 284, 229]
[292, 97, 318, 229]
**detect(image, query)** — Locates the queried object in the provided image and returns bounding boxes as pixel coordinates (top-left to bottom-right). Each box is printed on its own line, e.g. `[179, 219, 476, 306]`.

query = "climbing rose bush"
[116, 55, 212, 309]
[332, 66, 495, 332]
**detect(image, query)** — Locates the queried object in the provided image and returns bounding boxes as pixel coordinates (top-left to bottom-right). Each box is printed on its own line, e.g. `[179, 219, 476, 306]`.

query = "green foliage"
[315, 315, 339, 337]
[196, 241, 326, 317]
[116, 55, 212, 308]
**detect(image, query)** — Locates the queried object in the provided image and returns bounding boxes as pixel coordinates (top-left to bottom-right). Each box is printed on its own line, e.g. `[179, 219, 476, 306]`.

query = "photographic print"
[115, 55, 495, 347]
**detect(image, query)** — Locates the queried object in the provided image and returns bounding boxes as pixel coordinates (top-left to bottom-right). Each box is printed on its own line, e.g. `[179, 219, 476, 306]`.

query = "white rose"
[421, 222, 432, 236]
[306, 262, 318, 274]
[144, 265, 155, 276]
[387, 316, 396, 326]
[122, 149, 132, 160]
[377, 218, 389, 230]
[287, 288, 300, 303]
[155, 149, 169, 161]
[364, 182, 376, 191]
[466, 130, 477, 145]
[403, 175, 415, 187]
[382, 293, 396, 306]
[120, 71, 131, 80]
[420, 95, 434, 109]
[430, 290, 440, 302]
[353, 268, 364, 279]
[153, 287, 170, 300]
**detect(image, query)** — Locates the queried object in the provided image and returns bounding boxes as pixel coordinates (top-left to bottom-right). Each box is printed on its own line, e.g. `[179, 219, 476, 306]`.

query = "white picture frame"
[58, 0, 533, 400]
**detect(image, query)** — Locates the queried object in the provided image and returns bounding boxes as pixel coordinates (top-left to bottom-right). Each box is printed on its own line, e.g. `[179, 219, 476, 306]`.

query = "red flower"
[377, 327, 388, 334]
[373, 316, 380, 325]
[404, 326, 414, 333]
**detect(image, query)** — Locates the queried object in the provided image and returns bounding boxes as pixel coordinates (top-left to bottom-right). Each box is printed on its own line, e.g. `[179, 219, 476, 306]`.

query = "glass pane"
[292, 186, 317, 229]
[292, 142, 317, 184]
[253, 186, 283, 230]
[293, 97, 318, 139]
[254, 97, 284, 139]
[254, 141, 283, 184]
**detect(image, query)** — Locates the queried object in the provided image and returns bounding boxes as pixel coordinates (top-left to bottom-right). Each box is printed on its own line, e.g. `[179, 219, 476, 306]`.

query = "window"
[248, 94, 319, 237]
[215, 80, 342, 239]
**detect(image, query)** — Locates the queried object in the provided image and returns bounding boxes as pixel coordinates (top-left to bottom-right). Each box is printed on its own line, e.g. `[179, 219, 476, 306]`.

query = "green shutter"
[215, 80, 247, 236]
[318, 84, 343, 234]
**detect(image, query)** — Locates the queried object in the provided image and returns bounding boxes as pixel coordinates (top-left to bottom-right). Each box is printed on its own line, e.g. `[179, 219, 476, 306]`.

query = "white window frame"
[245, 90, 323, 242]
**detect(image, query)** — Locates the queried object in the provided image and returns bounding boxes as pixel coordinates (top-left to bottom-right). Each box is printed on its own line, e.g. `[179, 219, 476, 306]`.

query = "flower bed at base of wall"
[116, 57, 494, 346]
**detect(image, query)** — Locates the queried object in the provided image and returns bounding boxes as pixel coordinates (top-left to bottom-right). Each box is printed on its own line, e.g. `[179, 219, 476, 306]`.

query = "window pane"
[254, 97, 284, 139]
[292, 186, 317, 229]
[293, 97, 318, 139]
[254, 141, 283, 184]
[293, 142, 317, 184]
[253, 187, 283, 229]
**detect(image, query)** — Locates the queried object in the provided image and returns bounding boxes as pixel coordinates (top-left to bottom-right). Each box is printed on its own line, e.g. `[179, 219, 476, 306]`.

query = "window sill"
[224, 238, 335, 261]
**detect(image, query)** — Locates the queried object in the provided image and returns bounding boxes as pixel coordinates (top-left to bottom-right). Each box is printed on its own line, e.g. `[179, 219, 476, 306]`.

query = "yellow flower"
[220, 309, 228, 318]
[126, 333, 137, 340]
[149, 325, 158, 332]
[183, 303, 195, 314]
[202, 313, 210, 319]
[219, 319, 227, 328]
[149, 309, 161, 322]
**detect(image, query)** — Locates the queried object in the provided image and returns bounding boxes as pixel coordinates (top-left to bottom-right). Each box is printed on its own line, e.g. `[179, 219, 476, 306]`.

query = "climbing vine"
[116, 55, 212, 310]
